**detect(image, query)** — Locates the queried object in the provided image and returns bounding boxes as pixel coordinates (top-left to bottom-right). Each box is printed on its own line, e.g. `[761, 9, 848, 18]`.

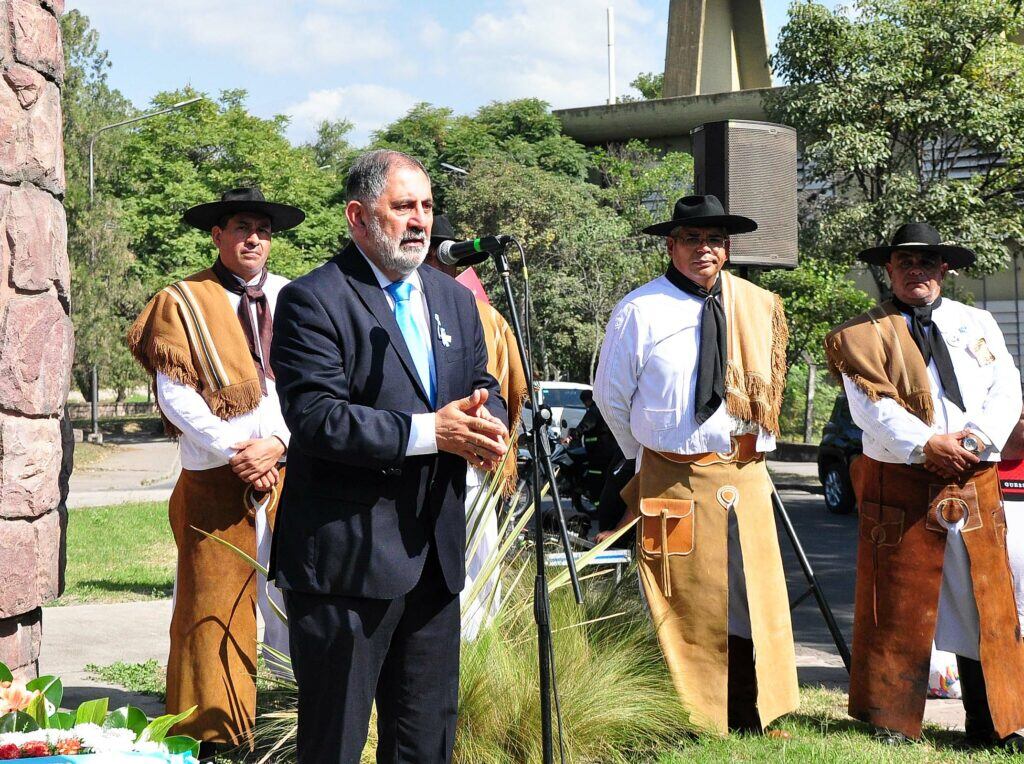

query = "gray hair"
[345, 149, 430, 205]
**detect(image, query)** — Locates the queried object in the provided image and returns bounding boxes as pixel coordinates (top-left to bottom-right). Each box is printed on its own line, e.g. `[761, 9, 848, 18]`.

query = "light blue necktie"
[385, 279, 436, 407]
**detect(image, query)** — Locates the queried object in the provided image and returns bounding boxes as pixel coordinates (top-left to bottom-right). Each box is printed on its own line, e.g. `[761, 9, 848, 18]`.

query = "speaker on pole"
[691, 120, 799, 269]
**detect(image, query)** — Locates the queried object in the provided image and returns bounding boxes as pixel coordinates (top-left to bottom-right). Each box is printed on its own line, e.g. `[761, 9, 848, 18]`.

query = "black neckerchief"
[665, 264, 726, 425]
[891, 295, 965, 413]
[212, 258, 273, 395]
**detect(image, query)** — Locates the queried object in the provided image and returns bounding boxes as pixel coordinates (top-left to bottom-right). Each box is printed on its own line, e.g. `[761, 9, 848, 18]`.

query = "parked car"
[520, 381, 593, 438]
[817, 394, 862, 514]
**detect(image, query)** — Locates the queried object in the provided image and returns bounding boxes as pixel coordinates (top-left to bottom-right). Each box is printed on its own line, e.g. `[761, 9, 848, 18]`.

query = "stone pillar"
[0, 0, 72, 679]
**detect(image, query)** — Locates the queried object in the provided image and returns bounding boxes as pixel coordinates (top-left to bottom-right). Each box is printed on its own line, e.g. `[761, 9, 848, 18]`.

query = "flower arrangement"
[0, 662, 199, 762]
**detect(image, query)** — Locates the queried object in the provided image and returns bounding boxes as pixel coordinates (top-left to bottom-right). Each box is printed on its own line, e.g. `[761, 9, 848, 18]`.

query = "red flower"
[55, 739, 81, 755]
[17, 741, 49, 758]
[0, 744, 18, 760]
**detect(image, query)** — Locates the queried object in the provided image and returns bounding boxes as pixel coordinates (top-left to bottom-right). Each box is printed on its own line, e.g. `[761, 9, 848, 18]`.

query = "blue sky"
[65, 1, 836, 146]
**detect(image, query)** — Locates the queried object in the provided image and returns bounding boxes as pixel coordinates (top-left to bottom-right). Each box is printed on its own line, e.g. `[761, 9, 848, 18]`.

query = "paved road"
[68, 438, 179, 508]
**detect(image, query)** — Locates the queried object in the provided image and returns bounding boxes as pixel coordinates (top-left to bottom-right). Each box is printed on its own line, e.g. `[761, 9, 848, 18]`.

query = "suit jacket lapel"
[337, 244, 431, 407]
[420, 266, 458, 407]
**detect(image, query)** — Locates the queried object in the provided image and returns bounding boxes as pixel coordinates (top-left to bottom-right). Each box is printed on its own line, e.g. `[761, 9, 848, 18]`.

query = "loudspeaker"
[691, 120, 798, 269]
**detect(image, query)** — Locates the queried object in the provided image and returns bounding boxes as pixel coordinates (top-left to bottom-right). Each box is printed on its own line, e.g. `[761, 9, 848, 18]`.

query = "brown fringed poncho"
[719, 271, 789, 435]
[824, 301, 934, 425]
[127, 269, 263, 432]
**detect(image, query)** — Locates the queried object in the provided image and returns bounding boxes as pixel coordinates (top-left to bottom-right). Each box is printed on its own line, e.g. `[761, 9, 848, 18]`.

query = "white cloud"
[285, 84, 417, 145]
[446, 0, 664, 108]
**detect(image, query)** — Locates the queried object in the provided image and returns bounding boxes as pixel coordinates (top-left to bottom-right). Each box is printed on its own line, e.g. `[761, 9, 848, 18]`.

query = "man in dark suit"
[270, 149, 509, 763]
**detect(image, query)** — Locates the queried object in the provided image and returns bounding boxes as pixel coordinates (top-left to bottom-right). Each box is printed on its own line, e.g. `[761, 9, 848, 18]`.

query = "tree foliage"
[106, 88, 347, 289]
[766, 0, 1024, 291]
[622, 71, 665, 101]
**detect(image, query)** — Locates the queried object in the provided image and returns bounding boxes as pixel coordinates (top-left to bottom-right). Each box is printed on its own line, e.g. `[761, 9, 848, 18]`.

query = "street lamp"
[86, 96, 202, 441]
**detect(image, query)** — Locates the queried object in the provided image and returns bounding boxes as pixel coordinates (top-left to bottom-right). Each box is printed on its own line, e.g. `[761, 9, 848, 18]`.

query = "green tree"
[448, 158, 645, 381]
[624, 71, 665, 101]
[106, 89, 347, 290]
[766, 0, 1024, 294]
[371, 99, 591, 211]
[61, 10, 140, 400]
[69, 199, 148, 401]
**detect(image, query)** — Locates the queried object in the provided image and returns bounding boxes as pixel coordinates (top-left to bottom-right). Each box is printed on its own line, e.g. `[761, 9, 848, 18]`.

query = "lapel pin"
[434, 314, 453, 347]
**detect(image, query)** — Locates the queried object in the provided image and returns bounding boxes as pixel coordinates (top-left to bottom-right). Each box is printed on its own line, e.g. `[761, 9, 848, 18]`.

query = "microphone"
[436, 235, 512, 266]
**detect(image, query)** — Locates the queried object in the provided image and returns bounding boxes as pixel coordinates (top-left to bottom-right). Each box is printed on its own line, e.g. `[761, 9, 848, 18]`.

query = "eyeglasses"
[672, 235, 728, 248]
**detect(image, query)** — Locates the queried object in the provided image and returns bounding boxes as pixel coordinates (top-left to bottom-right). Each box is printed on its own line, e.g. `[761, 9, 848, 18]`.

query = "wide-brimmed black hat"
[857, 222, 976, 268]
[642, 194, 758, 237]
[431, 214, 458, 245]
[182, 187, 305, 232]
[430, 214, 488, 266]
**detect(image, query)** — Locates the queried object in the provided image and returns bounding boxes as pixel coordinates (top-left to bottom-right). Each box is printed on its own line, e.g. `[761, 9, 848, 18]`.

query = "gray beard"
[366, 216, 428, 276]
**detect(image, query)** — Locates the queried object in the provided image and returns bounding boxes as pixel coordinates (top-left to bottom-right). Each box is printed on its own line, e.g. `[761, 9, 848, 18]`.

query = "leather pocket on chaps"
[639, 498, 695, 557]
[860, 501, 905, 546]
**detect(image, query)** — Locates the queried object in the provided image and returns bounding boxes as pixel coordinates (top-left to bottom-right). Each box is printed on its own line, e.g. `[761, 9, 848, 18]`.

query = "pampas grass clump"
[455, 554, 691, 764]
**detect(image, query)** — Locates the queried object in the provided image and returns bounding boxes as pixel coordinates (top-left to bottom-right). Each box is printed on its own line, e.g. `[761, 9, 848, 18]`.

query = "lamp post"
[86, 96, 202, 441]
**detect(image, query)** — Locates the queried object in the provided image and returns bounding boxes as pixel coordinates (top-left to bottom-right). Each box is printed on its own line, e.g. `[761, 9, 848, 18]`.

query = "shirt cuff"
[406, 413, 438, 456]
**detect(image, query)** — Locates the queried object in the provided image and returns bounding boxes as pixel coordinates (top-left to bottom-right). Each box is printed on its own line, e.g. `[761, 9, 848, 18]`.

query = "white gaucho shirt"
[594, 274, 776, 459]
[841, 296, 1022, 659]
[156, 271, 291, 470]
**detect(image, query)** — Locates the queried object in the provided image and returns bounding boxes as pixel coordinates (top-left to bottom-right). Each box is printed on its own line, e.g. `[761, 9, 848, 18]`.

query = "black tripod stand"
[487, 237, 582, 764]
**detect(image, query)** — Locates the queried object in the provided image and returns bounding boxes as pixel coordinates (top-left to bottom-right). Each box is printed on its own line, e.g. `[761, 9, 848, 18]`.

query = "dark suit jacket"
[269, 242, 507, 599]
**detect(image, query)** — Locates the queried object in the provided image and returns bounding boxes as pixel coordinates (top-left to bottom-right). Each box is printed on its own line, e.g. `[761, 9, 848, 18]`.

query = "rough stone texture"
[0, 74, 64, 194]
[3, 62, 43, 108]
[0, 511, 62, 619]
[0, 0, 70, 680]
[0, 297, 73, 415]
[0, 608, 40, 678]
[10, 0, 63, 83]
[0, 414, 60, 519]
[1, 182, 69, 294]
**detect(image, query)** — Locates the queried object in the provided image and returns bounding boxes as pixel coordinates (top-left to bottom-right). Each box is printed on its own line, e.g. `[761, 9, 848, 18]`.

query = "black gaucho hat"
[182, 186, 305, 232]
[430, 214, 458, 245]
[857, 222, 976, 269]
[642, 194, 758, 237]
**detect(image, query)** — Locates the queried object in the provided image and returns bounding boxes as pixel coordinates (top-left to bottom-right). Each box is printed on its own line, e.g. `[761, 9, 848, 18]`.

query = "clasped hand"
[229, 436, 286, 492]
[436, 388, 509, 470]
[923, 430, 979, 480]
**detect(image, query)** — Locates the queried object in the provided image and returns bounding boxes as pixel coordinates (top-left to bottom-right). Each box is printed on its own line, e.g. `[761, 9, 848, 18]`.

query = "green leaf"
[137, 705, 196, 744]
[0, 662, 12, 683]
[26, 675, 62, 712]
[0, 711, 39, 733]
[24, 692, 48, 728]
[103, 704, 148, 736]
[76, 697, 109, 726]
[162, 735, 200, 757]
[50, 711, 76, 730]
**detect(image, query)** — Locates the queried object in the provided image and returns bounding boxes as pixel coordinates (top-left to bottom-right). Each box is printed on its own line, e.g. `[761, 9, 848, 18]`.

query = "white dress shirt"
[156, 271, 291, 471]
[357, 249, 438, 456]
[594, 274, 776, 461]
[842, 298, 1021, 464]
[842, 296, 1023, 660]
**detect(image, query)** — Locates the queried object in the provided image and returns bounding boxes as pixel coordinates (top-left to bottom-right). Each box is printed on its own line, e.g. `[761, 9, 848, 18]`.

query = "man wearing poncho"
[825, 222, 1024, 748]
[594, 195, 797, 736]
[127, 187, 303, 753]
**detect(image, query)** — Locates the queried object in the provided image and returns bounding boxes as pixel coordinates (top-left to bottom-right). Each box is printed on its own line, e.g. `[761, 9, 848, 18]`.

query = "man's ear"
[345, 200, 366, 233]
[939, 262, 949, 280]
[211, 226, 222, 248]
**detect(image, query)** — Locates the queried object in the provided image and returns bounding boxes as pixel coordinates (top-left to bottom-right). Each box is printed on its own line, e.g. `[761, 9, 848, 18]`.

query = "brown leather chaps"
[165, 465, 281, 745]
[849, 457, 1024, 738]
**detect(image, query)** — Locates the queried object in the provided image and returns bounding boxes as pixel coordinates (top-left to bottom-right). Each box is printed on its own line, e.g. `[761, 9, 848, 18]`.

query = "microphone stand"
[489, 238, 582, 764]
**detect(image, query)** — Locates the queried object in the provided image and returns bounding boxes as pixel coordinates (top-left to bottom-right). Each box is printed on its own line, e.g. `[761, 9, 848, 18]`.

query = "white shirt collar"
[355, 243, 423, 293]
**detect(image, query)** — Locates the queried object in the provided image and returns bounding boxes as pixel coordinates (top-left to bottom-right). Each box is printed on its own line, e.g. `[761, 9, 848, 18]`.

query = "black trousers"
[957, 654, 996, 742]
[284, 548, 460, 764]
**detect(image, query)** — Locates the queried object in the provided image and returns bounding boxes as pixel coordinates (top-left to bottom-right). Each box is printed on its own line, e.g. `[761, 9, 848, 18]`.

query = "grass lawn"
[79, 671, 1015, 763]
[58, 500, 175, 605]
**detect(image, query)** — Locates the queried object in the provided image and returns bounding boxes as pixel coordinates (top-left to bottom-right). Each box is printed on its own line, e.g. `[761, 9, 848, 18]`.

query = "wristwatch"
[961, 435, 981, 455]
